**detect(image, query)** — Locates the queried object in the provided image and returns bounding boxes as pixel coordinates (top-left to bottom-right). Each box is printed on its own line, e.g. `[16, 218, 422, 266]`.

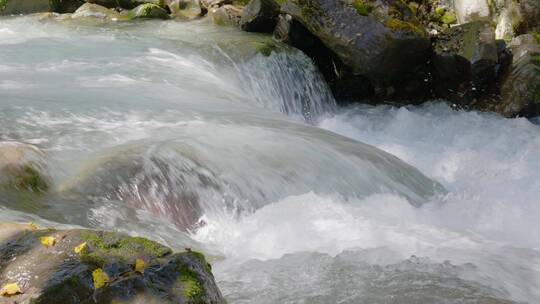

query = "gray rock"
[432, 21, 501, 105]
[240, 0, 279, 33]
[281, 0, 430, 84]
[127, 3, 170, 19]
[0, 0, 84, 15]
[0, 222, 225, 304]
[86, 0, 168, 10]
[474, 34, 540, 117]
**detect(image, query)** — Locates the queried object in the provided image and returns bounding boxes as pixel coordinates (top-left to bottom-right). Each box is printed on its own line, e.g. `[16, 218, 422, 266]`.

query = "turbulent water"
[1, 15, 539, 303]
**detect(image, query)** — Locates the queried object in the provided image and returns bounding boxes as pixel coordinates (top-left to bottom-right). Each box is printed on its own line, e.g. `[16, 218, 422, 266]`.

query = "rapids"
[0, 15, 539, 303]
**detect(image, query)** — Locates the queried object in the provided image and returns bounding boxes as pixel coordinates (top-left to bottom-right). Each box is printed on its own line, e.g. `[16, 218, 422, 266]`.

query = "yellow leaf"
[92, 268, 109, 289]
[28, 222, 38, 230]
[40, 236, 56, 248]
[134, 259, 147, 274]
[0, 282, 22, 297]
[74, 242, 88, 254]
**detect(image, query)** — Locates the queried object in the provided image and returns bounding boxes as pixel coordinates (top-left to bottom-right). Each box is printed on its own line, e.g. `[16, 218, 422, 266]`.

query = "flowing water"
[0, 15, 539, 303]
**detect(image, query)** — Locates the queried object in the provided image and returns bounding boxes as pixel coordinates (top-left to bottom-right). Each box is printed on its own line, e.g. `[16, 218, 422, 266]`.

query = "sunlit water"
[1, 15, 539, 303]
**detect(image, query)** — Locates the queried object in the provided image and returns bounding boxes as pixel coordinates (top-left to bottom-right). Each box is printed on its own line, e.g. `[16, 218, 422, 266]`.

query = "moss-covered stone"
[353, 0, 372, 16]
[127, 3, 170, 19]
[441, 11, 457, 24]
[0, 224, 225, 303]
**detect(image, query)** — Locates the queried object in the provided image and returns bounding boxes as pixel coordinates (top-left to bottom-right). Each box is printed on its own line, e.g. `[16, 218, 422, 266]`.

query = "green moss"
[11, 164, 49, 193]
[79, 230, 172, 262]
[80, 252, 107, 267]
[386, 18, 424, 35]
[177, 265, 204, 301]
[441, 12, 457, 25]
[532, 55, 540, 65]
[353, 0, 372, 16]
[233, 0, 250, 6]
[190, 251, 212, 273]
[0, 0, 6, 12]
[532, 32, 540, 44]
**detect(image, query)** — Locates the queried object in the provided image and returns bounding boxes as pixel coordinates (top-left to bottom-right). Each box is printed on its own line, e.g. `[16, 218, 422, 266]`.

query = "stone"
[71, 2, 122, 19]
[210, 4, 242, 26]
[0, 142, 50, 193]
[474, 34, 540, 117]
[432, 21, 501, 105]
[0, 0, 84, 15]
[0, 223, 225, 303]
[58, 146, 217, 231]
[126, 3, 170, 19]
[453, 0, 491, 23]
[240, 0, 280, 33]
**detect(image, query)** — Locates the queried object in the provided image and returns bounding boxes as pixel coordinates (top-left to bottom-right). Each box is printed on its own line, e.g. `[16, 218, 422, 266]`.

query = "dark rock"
[518, 0, 540, 33]
[0, 223, 225, 304]
[0, 0, 84, 15]
[278, 0, 431, 103]
[240, 0, 279, 33]
[473, 34, 540, 117]
[86, 0, 168, 10]
[281, 0, 430, 83]
[431, 21, 501, 105]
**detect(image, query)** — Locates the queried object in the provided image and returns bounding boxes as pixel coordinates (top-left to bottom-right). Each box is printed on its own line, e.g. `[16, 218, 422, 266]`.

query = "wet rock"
[518, 0, 540, 33]
[431, 21, 502, 105]
[72, 2, 122, 19]
[58, 146, 221, 231]
[210, 4, 242, 26]
[86, 0, 168, 10]
[278, 0, 431, 103]
[127, 3, 170, 19]
[0, 222, 225, 304]
[240, 0, 279, 33]
[282, 0, 430, 83]
[0, 0, 84, 15]
[168, 0, 204, 19]
[474, 34, 540, 117]
[0, 142, 50, 193]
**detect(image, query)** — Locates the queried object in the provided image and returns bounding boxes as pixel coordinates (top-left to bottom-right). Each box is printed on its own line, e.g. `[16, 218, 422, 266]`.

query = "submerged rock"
[431, 21, 503, 105]
[0, 222, 225, 303]
[0, 0, 84, 15]
[474, 34, 540, 117]
[240, 0, 279, 33]
[58, 146, 221, 231]
[0, 142, 50, 193]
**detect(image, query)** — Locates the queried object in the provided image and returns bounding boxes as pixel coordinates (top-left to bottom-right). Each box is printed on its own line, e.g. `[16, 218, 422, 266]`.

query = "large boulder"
[0, 142, 50, 193]
[0, 222, 225, 303]
[281, 0, 430, 83]
[71, 2, 123, 19]
[240, 0, 280, 33]
[277, 0, 431, 102]
[474, 34, 540, 117]
[0, 0, 84, 15]
[431, 21, 506, 105]
[58, 146, 222, 231]
[168, 0, 204, 19]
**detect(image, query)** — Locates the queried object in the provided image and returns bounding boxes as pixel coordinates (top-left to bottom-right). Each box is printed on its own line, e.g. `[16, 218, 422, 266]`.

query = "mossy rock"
[0, 223, 225, 303]
[126, 3, 170, 19]
[0, 0, 83, 15]
[280, 0, 430, 84]
[0, 142, 50, 193]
